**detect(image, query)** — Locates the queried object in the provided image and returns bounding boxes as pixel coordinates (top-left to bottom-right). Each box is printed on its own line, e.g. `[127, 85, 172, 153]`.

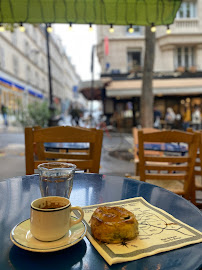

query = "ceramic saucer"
[10, 216, 87, 252]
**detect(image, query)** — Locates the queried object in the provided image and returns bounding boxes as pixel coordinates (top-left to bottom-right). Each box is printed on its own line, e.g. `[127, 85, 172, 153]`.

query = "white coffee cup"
[30, 196, 84, 241]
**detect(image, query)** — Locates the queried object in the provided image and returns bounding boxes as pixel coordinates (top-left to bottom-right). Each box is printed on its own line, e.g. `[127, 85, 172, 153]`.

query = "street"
[0, 126, 25, 180]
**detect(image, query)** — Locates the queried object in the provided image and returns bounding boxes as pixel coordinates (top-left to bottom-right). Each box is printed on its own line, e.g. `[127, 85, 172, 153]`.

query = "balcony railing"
[174, 19, 199, 29]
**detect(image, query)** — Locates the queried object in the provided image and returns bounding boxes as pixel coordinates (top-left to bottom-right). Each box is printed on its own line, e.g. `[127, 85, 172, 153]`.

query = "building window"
[26, 65, 31, 83]
[25, 24, 29, 35]
[175, 46, 195, 70]
[41, 57, 44, 69]
[111, 69, 120, 74]
[35, 72, 39, 87]
[34, 53, 38, 65]
[126, 26, 142, 36]
[177, 48, 182, 66]
[11, 31, 17, 45]
[33, 27, 38, 43]
[24, 40, 29, 56]
[127, 51, 141, 72]
[0, 47, 5, 68]
[184, 47, 189, 68]
[38, 75, 41, 89]
[176, 1, 196, 18]
[42, 78, 46, 90]
[13, 55, 19, 76]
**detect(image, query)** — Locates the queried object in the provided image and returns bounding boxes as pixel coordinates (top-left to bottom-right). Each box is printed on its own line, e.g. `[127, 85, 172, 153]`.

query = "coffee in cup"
[30, 196, 84, 241]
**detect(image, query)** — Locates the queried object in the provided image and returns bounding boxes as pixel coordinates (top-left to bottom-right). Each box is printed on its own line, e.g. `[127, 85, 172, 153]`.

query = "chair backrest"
[25, 126, 103, 175]
[133, 127, 163, 161]
[138, 129, 199, 199]
[187, 128, 202, 192]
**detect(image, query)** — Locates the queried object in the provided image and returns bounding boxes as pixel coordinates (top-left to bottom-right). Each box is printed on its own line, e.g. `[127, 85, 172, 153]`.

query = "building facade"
[96, 0, 202, 130]
[0, 24, 87, 115]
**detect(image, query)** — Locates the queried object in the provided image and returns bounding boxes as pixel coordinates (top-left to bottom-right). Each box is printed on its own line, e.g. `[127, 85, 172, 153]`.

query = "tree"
[17, 100, 51, 128]
[140, 26, 156, 127]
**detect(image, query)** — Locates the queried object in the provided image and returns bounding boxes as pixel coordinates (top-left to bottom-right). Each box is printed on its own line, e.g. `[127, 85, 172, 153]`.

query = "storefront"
[105, 77, 202, 130]
[0, 74, 44, 114]
[79, 76, 202, 131]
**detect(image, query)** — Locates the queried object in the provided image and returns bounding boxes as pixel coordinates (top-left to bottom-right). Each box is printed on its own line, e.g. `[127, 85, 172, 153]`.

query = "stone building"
[0, 24, 86, 115]
[96, 0, 202, 129]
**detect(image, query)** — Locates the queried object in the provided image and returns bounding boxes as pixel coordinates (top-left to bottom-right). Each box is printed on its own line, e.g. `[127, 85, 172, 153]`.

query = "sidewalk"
[99, 133, 134, 176]
[0, 114, 23, 133]
[0, 125, 23, 133]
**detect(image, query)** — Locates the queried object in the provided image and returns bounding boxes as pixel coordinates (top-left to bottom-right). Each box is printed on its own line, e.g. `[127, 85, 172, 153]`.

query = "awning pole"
[90, 45, 95, 127]
[45, 24, 53, 107]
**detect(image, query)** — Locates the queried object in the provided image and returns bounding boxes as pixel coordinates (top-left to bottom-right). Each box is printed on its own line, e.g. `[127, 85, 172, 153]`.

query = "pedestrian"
[183, 104, 191, 131]
[173, 113, 183, 129]
[1, 104, 8, 126]
[192, 105, 201, 130]
[69, 105, 82, 126]
[165, 107, 175, 129]
[153, 106, 161, 129]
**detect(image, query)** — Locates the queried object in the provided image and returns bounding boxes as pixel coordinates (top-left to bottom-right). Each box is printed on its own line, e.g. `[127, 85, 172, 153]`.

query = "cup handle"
[70, 206, 84, 227]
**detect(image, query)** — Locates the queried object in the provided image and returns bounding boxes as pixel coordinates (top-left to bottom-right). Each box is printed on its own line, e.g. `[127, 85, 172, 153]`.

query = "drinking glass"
[38, 162, 77, 198]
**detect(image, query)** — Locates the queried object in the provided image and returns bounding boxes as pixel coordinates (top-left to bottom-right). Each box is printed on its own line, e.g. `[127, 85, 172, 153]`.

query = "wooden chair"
[187, 128, 202, 207]
[132, 127, 164, 175]
[25, 126, 103, 174]
[138, 129, 199, 202]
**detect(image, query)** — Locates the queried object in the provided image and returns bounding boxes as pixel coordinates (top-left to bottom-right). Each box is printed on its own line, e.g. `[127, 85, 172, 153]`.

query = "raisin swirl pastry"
[90, 206, 138, 243]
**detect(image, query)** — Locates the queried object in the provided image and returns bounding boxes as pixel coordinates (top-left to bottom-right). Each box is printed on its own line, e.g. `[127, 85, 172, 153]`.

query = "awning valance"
[0, 76, 24, 91]
[106, 78, 202, 97]
[0, 0, 182, 26]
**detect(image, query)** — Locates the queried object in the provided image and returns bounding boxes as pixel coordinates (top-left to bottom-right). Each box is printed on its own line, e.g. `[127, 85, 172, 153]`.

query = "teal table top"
[0, 173, 201, 270]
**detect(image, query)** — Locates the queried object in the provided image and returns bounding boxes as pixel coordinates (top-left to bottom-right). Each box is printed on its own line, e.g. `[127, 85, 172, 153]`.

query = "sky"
[53, 24, 101, 81]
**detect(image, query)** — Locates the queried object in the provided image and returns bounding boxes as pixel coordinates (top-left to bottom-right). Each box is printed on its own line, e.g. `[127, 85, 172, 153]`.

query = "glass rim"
[37, 162, 77, 170]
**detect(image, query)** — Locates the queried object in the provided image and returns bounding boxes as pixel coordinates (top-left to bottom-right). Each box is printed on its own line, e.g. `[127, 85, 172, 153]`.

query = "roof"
[106, 78, 202, 98]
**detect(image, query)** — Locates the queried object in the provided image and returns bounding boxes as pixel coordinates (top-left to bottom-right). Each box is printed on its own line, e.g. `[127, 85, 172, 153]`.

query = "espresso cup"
[30, 196, 84, 241]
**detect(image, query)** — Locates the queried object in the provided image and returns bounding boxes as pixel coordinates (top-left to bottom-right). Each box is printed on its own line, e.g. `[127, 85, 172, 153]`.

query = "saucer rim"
[10, 216, 87, 253]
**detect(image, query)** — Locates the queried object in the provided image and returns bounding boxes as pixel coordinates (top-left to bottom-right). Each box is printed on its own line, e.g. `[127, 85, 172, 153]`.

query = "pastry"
[90, 206, 138, 243]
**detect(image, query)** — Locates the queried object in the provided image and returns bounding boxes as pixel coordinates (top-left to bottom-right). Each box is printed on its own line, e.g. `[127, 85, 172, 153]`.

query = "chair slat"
[145, 174, 186, 180]
[145, 164, 189, 172]
[145, 156, 189, 163]
[44, 152, 90, 160]
[194, 171, 202, 176]
[34, 160, 93, 171]
[195, 161, 201, 166]
[143, 130, 194, 143]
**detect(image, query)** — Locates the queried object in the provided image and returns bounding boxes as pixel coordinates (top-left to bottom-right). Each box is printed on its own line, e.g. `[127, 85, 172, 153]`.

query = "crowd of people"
[154, 104, 202, 131]
[67, 103, 202, 132]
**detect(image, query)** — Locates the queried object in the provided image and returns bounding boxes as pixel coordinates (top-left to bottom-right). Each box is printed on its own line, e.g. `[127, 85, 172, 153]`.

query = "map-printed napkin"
[78, 197, 202, 265]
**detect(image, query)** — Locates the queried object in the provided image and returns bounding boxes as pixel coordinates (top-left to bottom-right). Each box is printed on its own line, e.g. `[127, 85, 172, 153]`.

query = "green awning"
[0, 0, 182, 26]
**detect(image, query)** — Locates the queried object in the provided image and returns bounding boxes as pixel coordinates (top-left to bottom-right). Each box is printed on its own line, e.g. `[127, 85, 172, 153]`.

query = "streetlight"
[45, 23, 55, 126]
